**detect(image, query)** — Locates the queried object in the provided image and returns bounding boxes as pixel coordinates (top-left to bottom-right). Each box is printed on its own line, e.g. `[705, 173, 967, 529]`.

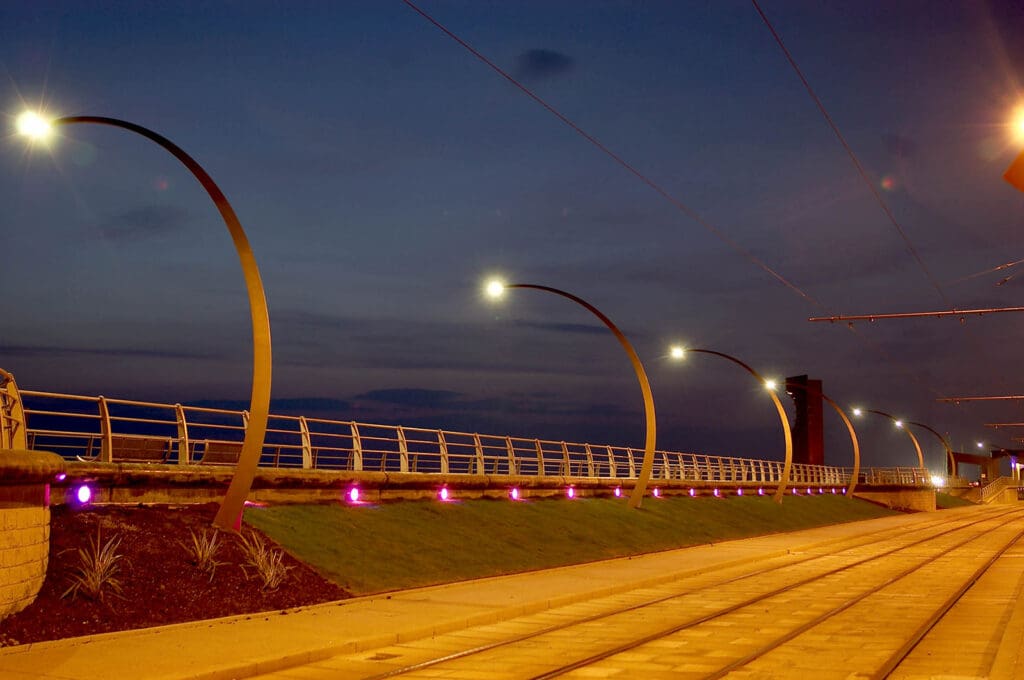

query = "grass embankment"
[244, 494, 897, 595]
[936, 492, 976, 509]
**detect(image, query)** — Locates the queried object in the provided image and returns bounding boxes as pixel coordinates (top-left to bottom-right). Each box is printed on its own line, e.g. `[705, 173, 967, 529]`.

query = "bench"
[97, 435, 174, 463]
[197, 440, 243, 465]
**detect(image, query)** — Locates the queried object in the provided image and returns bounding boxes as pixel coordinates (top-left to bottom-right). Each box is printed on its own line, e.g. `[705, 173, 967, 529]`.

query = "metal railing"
[980, 476, 1023, 503]
[18, 389, 923, 486]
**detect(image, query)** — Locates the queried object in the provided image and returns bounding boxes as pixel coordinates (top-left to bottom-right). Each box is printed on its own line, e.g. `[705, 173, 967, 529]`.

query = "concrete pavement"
[0, 506, 1014, 680]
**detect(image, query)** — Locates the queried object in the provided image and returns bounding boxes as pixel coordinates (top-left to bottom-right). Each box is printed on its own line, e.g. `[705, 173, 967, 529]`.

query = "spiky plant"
[179, 528, 225, 582]
[237, 531, 293, 591]
[62, 526, 125, 601]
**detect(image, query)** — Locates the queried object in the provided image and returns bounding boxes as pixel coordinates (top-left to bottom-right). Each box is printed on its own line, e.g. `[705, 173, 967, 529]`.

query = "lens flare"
[484, 279, 505, 298]
[16, 111, 53, 140]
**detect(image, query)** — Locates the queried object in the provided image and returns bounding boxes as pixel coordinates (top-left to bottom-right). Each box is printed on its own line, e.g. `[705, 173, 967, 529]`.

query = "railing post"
[98, 396, 113, 463]
[473, 433, 485, 474]
[534, 439, 546, 477]
[626, 448, 637, 478]
[299, 416, 312, 469]
[397, 426, 410, 473]
[0, 368, 27, 450]
[437, 430, 450, 474]
[584, 444, 596, 477]
[241, 410, 250, 429]
[607, 446, 617, 478]
[175, 403, 190, 465]
[560, 441, 571, 476]
[505, 436, 516, 475]
[350, 422, 363, 472]
[660, 451, 669, 479]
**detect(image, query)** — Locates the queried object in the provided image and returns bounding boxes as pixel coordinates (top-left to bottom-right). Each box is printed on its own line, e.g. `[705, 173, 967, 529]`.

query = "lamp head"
[764, 379, 777, 392]
[16, 111, 53, 142]
[1013, 105, 1024, 144]
[894, 419, 904, 428]
[484, 279, 506, 299]
[852, 407, 863, 417]
[669, 345, 685, 360]
[976, 441, 985, 449]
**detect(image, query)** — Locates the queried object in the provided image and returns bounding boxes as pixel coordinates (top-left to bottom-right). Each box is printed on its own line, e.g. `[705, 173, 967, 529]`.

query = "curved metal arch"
[687, 349, 793, 502]
[784, 381, 861, 497]
[506, 284, 656, 508]
[908, 421, 955, 477]
[866, 409, 924, 469]
[52, 116, 271, 532]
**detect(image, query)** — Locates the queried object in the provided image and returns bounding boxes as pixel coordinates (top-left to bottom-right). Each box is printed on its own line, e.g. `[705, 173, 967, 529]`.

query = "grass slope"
[936, 492, 976, 509]
[244, 495, 897, 595]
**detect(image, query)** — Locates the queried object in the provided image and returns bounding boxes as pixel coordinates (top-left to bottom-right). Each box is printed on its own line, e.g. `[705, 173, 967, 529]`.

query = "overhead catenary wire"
[401, 0, 826, 313]
[401, 0, 952, 405]
[751, 0, 954, 310]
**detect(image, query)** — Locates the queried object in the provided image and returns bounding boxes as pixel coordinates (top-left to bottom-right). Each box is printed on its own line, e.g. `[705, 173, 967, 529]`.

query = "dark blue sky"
[3, 1, 1024, 471]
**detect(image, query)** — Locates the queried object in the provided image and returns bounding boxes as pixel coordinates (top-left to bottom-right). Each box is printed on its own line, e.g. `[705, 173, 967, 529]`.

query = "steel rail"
[703, 512, 1024, 679]
[358, 507, 1021, 680]
[870, 527, 1024, 678]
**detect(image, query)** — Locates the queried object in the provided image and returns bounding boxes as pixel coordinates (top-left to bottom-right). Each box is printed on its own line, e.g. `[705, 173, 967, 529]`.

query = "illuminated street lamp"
[1004, 105, 1024, 191]
[16, 111, 271, 532]
[668, 346, 792, 501]
[485, 279, 656, 508]
[853, 408, 925, 469]
[906, 421, 956, 477]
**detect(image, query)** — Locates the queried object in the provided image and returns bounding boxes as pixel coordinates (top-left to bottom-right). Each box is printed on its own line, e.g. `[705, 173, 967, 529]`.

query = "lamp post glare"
[764, 379, 778, 391]
[1013, 106, 1024, 143]
[977, 441, 985, 449]
[852, 407, 863, 417]
[894, 419, 904, 429]
[484, 279, 505, 299]
[16, 111, 53, 141]
[669, 345, 685, 360]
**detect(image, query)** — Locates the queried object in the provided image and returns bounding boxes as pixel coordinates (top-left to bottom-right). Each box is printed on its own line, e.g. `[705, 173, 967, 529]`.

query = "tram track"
[339, 505, 1024, 679]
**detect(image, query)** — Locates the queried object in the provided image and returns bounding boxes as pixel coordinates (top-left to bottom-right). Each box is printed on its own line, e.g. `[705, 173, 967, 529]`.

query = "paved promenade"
[1, 506, 1021, 679]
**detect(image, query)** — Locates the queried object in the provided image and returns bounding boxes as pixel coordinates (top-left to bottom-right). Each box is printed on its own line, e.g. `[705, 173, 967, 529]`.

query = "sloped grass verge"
[936, 492, 976, 509]
[244, 494, 897, 595]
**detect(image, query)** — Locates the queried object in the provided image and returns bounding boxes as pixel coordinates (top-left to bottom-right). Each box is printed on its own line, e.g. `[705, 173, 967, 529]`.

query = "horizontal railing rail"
[18, 389, 927, 486]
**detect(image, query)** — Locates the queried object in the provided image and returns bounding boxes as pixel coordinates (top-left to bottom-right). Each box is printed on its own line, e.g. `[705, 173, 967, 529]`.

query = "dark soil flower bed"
[0, 503, 351, 647]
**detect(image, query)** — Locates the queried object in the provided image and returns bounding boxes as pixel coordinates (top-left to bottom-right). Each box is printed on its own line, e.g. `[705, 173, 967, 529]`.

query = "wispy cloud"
[0, 343, 223, 361]
[512, 320, 609, 335]
[92, 205, 191, 241]
[513, 48, 574, 81]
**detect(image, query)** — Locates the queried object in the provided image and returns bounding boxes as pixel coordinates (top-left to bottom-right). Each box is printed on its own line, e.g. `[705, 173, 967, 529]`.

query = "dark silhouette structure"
[786, 375, 824, 467]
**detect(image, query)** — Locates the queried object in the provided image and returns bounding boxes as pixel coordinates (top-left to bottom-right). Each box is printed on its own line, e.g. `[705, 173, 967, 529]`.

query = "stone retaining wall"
[0, 451, 65, 622]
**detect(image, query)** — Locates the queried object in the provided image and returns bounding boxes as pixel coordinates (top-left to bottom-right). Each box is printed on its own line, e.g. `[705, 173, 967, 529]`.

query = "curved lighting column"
[18, 114, 270, 532]
[785, 382, 861, 497]
[858, 408, 924, 469]
[673, 348, 793, 502]
[908, 421, 955, 477]
[486, 282, 656, 508]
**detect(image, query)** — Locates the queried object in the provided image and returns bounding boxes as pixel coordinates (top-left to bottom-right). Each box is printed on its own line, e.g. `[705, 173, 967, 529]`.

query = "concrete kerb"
[1, 507, 981, 680]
